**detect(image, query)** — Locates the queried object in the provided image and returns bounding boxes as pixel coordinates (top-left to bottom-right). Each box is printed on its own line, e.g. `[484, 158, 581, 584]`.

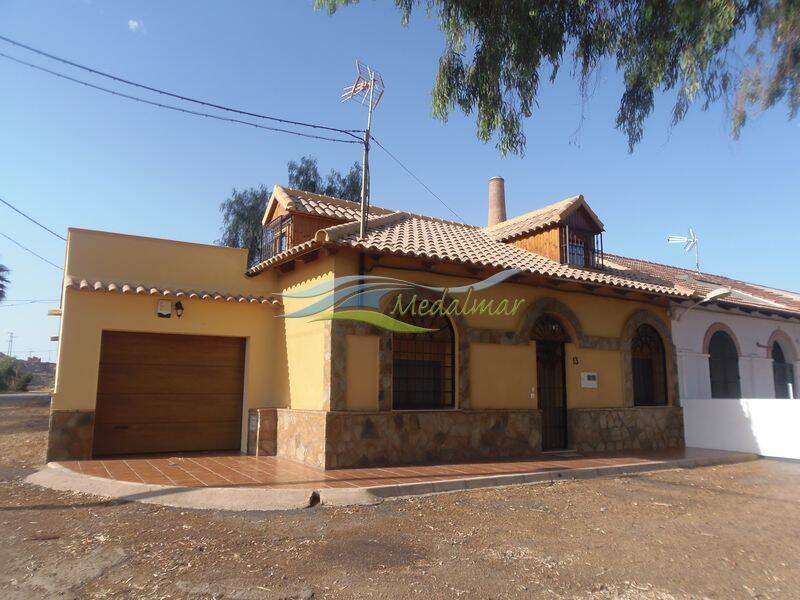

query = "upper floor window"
[258, 215, 293, 263]
[560, 226, 603, 269]
[772, 341, 796, 399]
[392, 312, 455, 410]
[708, 330, 741, 398]
[632, 324, 667, 406]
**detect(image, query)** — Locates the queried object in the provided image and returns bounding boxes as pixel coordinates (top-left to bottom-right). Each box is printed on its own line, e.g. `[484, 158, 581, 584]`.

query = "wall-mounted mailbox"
[580, 372, 598, 389]
[156, 300, 172, 319]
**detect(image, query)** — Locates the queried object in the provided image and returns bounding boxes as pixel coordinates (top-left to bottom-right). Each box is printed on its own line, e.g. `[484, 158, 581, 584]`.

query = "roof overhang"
[262, 185, 293, 226]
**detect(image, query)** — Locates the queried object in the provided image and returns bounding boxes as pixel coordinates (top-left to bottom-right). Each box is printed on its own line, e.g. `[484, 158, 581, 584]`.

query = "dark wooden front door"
[93, 331, 246, 456]
[537, 340, 567, 450]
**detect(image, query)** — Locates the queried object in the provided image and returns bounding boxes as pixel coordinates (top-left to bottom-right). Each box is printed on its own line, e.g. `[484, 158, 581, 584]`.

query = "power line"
[0, 196, 66, 241]
[0, 51, 362, 145]
[0, 34, 467, 224]
[0, 300, 59, 308]
[0, 34, 363, 140]
[371, 136, 466, 223]
[0, 231, 63, 269]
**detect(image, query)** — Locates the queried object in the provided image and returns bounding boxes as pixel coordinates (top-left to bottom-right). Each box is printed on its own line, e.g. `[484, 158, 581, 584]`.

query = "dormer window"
[487, 193, 605, 270]
[251, 186, 394, 267]
[561, 226, 604, 269]
[261, 214, 293, 261]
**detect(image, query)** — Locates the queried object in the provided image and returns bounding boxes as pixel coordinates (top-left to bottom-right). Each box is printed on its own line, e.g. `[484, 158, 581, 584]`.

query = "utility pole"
[341, 62, 384, 239]
[6, 332, 15, 356]
[358, 73, 375, 239]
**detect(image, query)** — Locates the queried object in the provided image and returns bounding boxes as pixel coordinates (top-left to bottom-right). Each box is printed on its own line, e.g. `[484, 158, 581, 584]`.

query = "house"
[47, 178, 691, 468]
[608, 256, 800, 459]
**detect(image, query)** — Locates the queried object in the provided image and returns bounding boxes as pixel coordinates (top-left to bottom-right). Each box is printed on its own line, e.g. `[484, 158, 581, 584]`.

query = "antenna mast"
[667, 227, 700, 273]
[341, 61, 384, 239]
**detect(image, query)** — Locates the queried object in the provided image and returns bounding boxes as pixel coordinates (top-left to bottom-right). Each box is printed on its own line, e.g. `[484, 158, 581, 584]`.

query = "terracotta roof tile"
[65, 277, 275, 305]
[250, 187, 686, 297]
[269, 185, 393, 222]
[310, 212, 689, 296]
[606, 255, 800, 315]
[246, 240, 318, 275]
[485, 194, 603, 241]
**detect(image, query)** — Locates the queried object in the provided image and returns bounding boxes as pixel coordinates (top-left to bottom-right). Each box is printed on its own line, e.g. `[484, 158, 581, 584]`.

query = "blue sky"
[1, 1, 798, 360]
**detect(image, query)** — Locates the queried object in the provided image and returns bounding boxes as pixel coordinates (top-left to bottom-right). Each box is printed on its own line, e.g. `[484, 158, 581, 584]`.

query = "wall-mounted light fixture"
[674, 287, 731, 322]
[175, 301, 184, 318]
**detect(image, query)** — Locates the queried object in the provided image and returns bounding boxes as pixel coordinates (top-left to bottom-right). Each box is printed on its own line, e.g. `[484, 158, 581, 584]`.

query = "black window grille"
[631, 324, 668, 406]
[532, 314, 571, 343]
[392, 312, 455, 410]
[560, 226, 604, 269]
[252, 215, 293, 266]
[709, 330, 741, 398]
[772, 342, 796, 399]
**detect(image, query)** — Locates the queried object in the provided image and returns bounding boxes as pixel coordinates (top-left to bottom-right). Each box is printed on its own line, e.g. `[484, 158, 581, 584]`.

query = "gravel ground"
[1, 394, 799, 599]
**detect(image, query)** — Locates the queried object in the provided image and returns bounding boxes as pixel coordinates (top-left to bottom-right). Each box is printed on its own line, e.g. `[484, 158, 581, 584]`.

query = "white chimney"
[488, 176, 507, 227]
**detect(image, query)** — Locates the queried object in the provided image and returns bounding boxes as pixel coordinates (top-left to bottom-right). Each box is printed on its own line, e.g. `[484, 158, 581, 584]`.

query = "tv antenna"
[667, 227, 700, 273]
[341, 61, 384, 239]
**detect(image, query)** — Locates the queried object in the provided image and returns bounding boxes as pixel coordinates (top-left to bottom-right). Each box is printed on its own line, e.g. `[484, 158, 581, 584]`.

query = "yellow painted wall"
[53, 229, 283, 451]
[345, 334, 380, 411]
[65, 228, 268, 295]
[563, 345, 625, 408]
[54, 229, 348, 437]
[470, 342, 537, 409]
[53, 292, 280, 450]
[368, 264, 669, 338]
[272, 254, 337, 410]
[363, 263, 670, 410]
[53, 225, 673, 453]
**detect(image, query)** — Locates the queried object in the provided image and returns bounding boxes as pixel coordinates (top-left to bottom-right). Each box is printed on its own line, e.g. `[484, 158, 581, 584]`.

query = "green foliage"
[315, 0, 800, 154]
[217, 157, 362, 265]
[217, 186, 271, 267]
[287, 156, 361, 201]
[0, 356, 33, 392]
[0, 264, 9, 303]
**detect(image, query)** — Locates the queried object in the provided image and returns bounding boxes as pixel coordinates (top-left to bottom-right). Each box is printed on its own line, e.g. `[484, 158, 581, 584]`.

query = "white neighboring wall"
[672, 305, 800, 459]
[682, 397, 800, 459]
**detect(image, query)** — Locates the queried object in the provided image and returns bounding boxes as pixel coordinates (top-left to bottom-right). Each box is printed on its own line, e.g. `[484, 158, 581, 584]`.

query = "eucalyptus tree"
[0, 264, 9, 303]
[316, 0, 800, 153]
[218, 157, 361, 265]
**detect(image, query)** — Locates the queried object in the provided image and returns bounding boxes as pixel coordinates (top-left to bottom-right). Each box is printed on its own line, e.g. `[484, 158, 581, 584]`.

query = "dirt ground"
[1, 394, 799, 600]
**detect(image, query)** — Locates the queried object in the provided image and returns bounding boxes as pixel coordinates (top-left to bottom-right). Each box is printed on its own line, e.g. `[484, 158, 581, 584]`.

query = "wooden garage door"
[93, 331, 246, 456]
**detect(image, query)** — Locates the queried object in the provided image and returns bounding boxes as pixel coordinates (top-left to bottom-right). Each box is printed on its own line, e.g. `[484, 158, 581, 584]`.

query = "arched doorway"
[708, 329, 741, 399]
[772, 341, 796, 399]
[533, 315, 570, 450]
[631, 324, 668, 406]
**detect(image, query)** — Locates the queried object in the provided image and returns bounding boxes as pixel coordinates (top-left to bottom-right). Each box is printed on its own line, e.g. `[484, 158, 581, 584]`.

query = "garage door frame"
[92, 330, 247, 456]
